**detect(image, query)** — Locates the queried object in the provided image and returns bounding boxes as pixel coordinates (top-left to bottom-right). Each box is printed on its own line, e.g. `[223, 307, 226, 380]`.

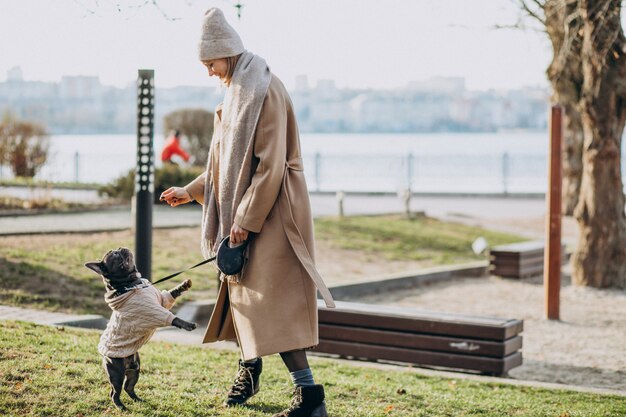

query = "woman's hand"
[230, 223, 249, 245]
[159, 187, 192, 207]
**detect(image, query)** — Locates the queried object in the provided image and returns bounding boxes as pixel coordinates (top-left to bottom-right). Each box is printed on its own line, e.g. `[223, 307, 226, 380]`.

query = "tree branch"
[517, 0, 547, 25]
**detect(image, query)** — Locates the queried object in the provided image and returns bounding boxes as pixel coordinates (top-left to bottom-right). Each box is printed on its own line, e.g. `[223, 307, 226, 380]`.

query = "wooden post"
[337, 191, 345, 218]
[545, 105, 562, 320]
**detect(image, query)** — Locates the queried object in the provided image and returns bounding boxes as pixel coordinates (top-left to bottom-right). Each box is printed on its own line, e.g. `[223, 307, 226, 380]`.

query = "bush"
[0, 195, 88, 211]
[0, 112, 49, 177]
[99, 164, 205, 203]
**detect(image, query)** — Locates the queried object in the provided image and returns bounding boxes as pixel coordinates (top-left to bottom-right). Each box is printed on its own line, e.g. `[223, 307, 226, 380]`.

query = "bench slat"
[491, 257, 545, 269]
[318, 301, 523, 341]
[315, 339, 523, 375]
[320, 324, 523, 357]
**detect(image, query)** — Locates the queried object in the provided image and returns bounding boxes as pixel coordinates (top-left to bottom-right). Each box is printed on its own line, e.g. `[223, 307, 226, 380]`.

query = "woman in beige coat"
[160, 8, 334, 417]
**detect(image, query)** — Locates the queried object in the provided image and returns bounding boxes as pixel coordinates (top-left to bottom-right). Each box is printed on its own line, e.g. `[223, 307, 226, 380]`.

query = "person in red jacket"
[161, 130, 190, 165]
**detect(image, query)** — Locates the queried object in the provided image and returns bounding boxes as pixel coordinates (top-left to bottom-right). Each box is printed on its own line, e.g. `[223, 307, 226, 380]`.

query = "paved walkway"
[0, 194, 547, 236]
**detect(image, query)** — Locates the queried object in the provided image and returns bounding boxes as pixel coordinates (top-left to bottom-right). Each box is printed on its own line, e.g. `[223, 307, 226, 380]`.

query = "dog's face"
[85, 247, 137, 283]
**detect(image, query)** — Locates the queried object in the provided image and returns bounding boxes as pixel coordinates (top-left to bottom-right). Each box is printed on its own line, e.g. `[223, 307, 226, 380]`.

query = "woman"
[160, 8, 334, 417]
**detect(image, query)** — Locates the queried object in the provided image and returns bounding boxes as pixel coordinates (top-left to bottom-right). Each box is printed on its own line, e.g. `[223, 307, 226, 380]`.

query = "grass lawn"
[1, 321, 624, 417]
[314, 214, 523, 264]
[0, 215, 524, 317]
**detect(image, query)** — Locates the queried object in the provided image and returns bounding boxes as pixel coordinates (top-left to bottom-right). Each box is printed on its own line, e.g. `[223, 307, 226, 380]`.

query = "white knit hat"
[198, 8, 245, 61]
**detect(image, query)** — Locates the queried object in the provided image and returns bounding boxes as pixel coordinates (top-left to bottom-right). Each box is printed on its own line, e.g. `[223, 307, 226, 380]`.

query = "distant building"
[7, 66, 23, 82]
[0, 71, 548, 134]
[406, 77, 466, 95]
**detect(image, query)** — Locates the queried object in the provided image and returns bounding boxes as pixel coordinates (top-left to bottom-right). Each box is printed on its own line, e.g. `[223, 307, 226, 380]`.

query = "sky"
[0, 0, 552, 91]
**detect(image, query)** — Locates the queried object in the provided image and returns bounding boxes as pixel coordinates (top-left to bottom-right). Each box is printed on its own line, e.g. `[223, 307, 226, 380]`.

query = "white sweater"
[98, 279, 176, 358]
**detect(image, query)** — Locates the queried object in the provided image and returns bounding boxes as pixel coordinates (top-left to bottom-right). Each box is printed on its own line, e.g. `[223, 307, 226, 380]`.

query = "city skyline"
[2, 65, 545, 93]
[1, 0, 552, 91]
[0, 68, 547, 135]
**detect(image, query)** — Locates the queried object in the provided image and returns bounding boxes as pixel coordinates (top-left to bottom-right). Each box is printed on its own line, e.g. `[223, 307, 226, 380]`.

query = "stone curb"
[328, 261, 488, 299]
[0, 223, 202, 237]
[53, 315, 108, 330]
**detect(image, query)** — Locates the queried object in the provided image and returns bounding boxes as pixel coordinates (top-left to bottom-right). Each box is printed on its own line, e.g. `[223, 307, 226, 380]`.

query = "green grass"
[0, 229, 219, 317]
[315, 215, 523, 264]
[0, 215, 525, 316]
[0, 321, 624, 417]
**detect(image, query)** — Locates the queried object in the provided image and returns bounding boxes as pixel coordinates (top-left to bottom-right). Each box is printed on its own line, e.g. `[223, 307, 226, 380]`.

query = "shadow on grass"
[0, 257, 107, 316]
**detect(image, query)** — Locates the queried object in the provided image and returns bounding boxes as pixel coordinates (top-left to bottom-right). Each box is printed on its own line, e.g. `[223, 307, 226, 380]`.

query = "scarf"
[200, 50, 271, 282]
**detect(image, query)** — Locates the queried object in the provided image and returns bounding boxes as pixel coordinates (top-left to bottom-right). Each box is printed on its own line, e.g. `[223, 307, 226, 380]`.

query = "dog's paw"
[184, 322, 197, 331]
[172, 317, 197, 331]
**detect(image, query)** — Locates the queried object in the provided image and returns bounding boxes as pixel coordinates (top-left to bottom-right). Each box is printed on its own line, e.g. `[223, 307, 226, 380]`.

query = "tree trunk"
[544, 0, 584, 215]
[572, 0, 626, 288]
[561, 107, 584, 215]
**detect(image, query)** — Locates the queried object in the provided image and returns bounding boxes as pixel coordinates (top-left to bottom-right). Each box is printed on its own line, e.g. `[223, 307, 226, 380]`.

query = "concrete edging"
[53, 315, 108, 330]
[328, 261, 488, 299]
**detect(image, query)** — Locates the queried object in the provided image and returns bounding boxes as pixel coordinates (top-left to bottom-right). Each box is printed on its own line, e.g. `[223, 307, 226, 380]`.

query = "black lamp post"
[134, 69, 155, 279]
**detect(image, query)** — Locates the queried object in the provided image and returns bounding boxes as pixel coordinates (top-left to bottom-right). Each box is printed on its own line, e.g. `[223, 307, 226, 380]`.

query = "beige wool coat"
[185, 75, 334, 360]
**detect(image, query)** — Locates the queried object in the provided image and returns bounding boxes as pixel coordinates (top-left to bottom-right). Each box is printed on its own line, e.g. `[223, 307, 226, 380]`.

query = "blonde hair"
[223, 54, 241, 86]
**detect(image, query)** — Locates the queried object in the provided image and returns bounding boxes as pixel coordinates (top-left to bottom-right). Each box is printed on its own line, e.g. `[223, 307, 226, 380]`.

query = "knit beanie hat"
[198, 8, 245, 61]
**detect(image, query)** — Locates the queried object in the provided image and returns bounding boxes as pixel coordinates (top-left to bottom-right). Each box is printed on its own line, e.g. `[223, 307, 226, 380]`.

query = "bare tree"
[572, 0, 626, 288]
[518, 0, 584, 215]
[163, 108, 214, 167]
[519, 0, 626, 288]
[0, 113, 50, 178]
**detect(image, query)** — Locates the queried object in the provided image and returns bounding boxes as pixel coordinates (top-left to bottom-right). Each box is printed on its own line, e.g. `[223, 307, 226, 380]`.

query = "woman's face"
[202, 59, 229, 80]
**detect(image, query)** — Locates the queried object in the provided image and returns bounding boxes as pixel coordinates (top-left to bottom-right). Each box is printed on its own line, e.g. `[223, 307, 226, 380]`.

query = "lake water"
[5, 131, 559, 194]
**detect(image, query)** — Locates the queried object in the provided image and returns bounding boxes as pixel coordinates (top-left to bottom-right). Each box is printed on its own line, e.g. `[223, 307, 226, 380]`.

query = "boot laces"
[286, 388, 304, 412]
[230, 366, 254, 395]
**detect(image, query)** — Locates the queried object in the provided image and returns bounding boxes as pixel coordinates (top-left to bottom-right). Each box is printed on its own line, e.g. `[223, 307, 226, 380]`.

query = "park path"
[0, 193, 551, 237]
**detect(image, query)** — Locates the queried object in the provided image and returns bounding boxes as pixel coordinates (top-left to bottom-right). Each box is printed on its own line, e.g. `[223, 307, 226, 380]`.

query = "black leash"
[151, 256, 216, 286]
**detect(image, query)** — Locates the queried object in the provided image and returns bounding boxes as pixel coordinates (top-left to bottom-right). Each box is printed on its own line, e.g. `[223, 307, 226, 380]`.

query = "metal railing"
[0, 151, 553, 195]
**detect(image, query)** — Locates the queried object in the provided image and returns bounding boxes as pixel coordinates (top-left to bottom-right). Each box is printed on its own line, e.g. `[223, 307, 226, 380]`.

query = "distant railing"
[304, 152, 548, 194]
[0, 151, 556, 195]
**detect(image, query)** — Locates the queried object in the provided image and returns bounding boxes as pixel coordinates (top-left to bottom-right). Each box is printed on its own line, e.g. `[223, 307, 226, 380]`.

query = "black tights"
[245, 350, 309, 372]
[279, 349, 310, 373]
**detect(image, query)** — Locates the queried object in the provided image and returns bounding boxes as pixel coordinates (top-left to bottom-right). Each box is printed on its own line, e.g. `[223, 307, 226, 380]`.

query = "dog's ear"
[85, 261, 106, 276]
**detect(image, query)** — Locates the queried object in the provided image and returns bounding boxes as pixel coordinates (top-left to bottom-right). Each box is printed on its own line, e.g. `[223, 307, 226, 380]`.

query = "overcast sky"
[0, 0, 552, 91]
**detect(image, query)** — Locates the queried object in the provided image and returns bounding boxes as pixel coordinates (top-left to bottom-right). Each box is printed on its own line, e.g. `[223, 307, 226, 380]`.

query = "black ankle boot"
[224, 358, 263, 407]
[272, 384, 328, 417]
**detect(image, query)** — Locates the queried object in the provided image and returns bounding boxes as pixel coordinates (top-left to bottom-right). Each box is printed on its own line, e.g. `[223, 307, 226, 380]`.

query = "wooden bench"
[314, 300, 523, 376]
[490, 240, 565, 279]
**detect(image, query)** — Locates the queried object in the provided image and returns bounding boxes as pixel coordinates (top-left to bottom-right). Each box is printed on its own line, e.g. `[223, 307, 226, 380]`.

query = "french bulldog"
[85, 247, 197, 411]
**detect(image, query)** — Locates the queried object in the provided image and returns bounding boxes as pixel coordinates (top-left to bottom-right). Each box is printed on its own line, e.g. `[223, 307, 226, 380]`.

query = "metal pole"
[407, 152, 413, 192]
[337, 191, 345, 218]
[74, 151, 79, 183]
[545, 105, 562, 320]
[315, 152, 321, 192]
[135, 69, 155, 280]
[502, 152, 509, 195]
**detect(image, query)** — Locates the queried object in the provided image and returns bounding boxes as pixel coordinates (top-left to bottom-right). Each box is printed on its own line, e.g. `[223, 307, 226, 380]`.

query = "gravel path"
[349, 270, 626, 392]
[330, 213, 626, 393]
